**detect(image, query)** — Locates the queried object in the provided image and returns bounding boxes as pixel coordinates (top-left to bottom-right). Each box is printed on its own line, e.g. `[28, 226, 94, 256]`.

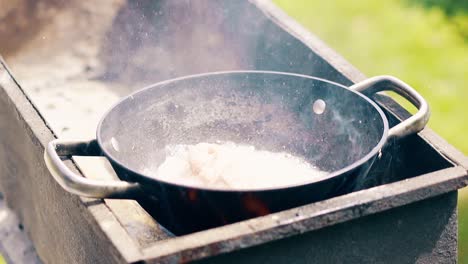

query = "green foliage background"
[273, 0, 468, 262]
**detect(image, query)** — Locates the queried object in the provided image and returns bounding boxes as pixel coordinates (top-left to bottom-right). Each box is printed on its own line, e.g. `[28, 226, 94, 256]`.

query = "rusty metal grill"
[0, 1, 467, 263]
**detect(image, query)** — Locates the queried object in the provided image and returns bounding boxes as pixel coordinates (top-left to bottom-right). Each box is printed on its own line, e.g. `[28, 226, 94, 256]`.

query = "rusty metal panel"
[196, 192, 458, 264]
[0, 61, 140, 264]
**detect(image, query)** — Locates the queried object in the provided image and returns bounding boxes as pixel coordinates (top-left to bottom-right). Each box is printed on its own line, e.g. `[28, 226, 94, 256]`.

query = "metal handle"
[44, 139, 142, 198]
[349, 75, 430, 140]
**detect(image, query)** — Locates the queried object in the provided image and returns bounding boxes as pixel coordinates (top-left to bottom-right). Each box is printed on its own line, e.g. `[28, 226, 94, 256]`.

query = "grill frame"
[0, 0, 467, 263]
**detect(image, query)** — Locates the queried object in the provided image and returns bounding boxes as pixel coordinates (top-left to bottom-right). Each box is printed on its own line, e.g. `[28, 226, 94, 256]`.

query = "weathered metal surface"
[196, 192, 458, 264]
[0, 0, 467, 263]
[0, 60, 141, 263]
[74, 156, 174, 247]
[0, 194, 42, 264]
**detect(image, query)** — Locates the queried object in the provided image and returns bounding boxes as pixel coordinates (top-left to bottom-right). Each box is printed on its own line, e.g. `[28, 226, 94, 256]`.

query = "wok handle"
[44, 139, 142, 199]
[349, 75, 430, 140]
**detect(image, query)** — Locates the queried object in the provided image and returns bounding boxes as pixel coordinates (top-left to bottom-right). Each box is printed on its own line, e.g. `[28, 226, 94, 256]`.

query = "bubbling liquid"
[147, 142, 329, 190]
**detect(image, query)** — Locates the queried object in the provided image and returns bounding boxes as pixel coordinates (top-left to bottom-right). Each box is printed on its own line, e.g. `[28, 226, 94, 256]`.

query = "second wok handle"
[349, 75, 430, 141]
[44, 139, 142, 199]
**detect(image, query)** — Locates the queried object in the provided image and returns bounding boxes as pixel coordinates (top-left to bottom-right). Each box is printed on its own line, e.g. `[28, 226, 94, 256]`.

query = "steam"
[96, 0, 259, 92]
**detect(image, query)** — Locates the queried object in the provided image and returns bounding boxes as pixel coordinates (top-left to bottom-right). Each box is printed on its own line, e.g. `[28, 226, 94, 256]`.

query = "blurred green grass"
[273, 0, 468, 262]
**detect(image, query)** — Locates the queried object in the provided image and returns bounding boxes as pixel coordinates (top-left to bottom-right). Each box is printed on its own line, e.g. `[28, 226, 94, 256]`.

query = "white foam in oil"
[149, 142, 329, 190]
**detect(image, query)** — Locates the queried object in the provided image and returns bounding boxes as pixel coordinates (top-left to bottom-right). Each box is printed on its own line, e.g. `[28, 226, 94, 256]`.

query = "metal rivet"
[312, 99, 326, 114]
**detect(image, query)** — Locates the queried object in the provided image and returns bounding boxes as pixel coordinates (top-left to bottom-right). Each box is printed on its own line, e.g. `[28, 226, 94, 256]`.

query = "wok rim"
[96, 70, 389, 192]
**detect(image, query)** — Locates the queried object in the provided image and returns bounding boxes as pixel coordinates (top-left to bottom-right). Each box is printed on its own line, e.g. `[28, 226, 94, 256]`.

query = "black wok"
[45, 71, 429, 234]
